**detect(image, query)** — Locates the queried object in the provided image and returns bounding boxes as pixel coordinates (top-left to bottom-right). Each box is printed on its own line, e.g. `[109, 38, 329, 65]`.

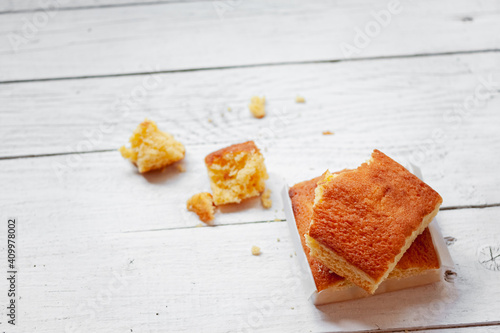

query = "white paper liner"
[282, 163, 454, 305]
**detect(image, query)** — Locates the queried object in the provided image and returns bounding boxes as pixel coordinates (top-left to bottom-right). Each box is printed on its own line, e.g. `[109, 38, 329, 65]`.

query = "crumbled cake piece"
[249, 96, 266, 118]
[205, 141, 269, 205]
[251, 246, 261, 256]
[176, 164, 186, 172]
[322, 130, 334, 135]
[261, 188, 272, 209]
[306, 150, 442, 294]
[187, 192, 216, 224]
[295, 96, 306, 103]
[119, 119, 185, 173]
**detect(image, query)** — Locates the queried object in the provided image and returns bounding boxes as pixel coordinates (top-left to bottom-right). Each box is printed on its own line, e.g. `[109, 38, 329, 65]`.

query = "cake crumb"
[249, 96, 266, 119]
[277, 238, 280, 242]
[208, 118, 213, 123]
[187, 192, 216, 224]
[251, 246, 261, 256]
[295, 96, 305, 103]
[322, 130, 334, 135]
[176, 164, 186, 172]
[195, 223, 204, 228]
[261, 188, 272, 209]
[119, 119, 185, 173]
[274, 217, 281, 222]
[227, 107, 232, 112]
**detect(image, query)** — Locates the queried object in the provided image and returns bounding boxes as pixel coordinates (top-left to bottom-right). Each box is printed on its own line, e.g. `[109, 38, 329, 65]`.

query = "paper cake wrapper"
[282, 163, 454, 305]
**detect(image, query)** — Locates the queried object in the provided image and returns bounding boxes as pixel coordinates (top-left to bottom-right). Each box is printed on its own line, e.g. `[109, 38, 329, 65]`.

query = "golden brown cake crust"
[290, 172, 440, 292]
[309, 150, 443, 282]
[290, 176, 344, 291]
[205, 141, 259, 165]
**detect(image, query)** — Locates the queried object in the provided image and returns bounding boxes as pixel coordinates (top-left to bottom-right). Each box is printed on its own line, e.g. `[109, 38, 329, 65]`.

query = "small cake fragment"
[249, 96, 266, 119]
[295, 96, 306, 103]
[176, 164, 186, 172]
[187, 192, 216, 224]
[261, 188, 272, 209]
[322, 130, 334, 135]
[205, 141, 269, 205]
[251, 246, 261, 256]
[119, 119, 185, 173]
[306, 150, 443, 294]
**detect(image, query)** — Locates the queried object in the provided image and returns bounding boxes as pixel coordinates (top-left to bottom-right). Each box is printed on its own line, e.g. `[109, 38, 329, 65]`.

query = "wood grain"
[3, 52, 499, 158]
[1, 0, 500, 81]
[5, 206, 499, 332]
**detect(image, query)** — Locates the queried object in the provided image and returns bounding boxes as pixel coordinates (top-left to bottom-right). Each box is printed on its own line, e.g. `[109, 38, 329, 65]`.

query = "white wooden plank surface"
[1, 0, 500, 81]
[1, 206, 498, 332]
[1, 0, 499, 331]
[0, 0, 195, 13]
[2, 52, 500, 158]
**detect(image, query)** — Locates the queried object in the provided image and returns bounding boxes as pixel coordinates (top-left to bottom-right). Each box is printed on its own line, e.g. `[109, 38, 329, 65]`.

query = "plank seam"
[0, 0, 205, 16]
[1, 48, 499, 85]
[351, 320, 500, 333]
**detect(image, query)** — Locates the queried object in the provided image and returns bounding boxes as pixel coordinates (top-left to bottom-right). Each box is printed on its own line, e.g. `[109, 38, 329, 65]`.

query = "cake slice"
[290, 174, 440, 296]
[205, 141, 268, 205]
[306, 150, 443, 294]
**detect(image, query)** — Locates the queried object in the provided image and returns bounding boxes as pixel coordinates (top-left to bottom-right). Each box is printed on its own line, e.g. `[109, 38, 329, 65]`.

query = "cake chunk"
[306, 150, 442, 294]
[205, 141, 268, 205]
[249, 96, 266, 119]
[119, 119, 185, 173]
[187, 192, 215, 224]
[290, 174, 440, 294]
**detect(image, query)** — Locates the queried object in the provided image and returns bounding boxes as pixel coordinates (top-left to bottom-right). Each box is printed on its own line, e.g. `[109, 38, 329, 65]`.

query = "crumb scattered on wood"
[249, 96, 266, 119]
[187, 192, 216, 224]
[295, 96, 305, 103]
[322, 130, 334, 135]
[261, 188, 272, 209]
[176, 164, 186, 172]
[251, 246, 261, 256]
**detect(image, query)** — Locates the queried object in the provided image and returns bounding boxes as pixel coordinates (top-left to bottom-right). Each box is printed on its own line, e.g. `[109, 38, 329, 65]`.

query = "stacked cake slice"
[290, 150, 443, 296]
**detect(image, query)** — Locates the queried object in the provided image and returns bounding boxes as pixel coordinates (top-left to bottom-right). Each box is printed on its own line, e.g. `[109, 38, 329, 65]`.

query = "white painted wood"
[0, 0, 198, 13]
[1, 207, 498, 332]
[1, 0, 500, 81]
[3, 52, 500, 159]
[2, 52, 499, 207]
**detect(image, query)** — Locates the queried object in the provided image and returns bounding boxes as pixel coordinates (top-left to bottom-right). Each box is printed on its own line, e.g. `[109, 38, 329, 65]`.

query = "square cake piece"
[205, 141, 268, 205]
[306, 150, 443, 294]
[290, 174, 440, 297]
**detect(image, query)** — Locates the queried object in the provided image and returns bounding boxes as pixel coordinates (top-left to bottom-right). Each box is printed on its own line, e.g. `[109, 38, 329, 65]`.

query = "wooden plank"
[2, 52, 499, 157]
[1, 0, 500, 81]
[6, 206, 499, 332]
